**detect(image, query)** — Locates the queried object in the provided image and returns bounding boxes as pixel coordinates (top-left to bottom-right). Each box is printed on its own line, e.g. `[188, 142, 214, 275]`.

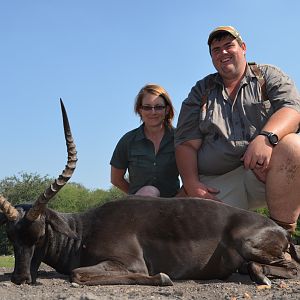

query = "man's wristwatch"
[259, 131, 279, 146]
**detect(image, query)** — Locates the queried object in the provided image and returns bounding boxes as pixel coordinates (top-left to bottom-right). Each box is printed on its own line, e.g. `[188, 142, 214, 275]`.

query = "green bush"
[0, 172, 52, 205]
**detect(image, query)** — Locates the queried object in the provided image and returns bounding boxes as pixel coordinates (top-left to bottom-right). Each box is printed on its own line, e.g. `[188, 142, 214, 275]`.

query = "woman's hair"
[134, 84, 175, 128]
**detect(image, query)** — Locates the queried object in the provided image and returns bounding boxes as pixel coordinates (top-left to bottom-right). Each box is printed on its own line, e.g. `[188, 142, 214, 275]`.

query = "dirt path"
[0, 265, 300, 300]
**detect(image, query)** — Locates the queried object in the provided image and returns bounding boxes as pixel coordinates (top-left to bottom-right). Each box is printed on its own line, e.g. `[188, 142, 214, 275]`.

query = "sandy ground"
[1, 264, 300, 300]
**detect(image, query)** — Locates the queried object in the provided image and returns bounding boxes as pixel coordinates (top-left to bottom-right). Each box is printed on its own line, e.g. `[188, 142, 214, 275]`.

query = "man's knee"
[268, 133, 300, 183]
[271, 133, 300, 161]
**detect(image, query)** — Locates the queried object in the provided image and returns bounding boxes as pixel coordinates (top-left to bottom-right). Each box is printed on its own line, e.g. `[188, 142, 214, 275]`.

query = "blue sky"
[0, 0, 299, 191]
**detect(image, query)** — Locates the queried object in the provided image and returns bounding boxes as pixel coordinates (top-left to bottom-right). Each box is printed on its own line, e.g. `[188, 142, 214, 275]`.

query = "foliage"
[0, 172, 52, 205]
[49, 184, 125, 213]
[255, 207, 269, 217]
[0, 227, 11, 256]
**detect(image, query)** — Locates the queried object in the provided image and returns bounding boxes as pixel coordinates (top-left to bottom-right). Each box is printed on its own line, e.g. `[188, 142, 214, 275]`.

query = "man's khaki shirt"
[111, 124, 180, 197]
[175, 64, 300, 176]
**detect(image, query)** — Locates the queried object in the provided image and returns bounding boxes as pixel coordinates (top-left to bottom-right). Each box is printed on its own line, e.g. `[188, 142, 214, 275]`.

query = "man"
[175, 26, 300, 233]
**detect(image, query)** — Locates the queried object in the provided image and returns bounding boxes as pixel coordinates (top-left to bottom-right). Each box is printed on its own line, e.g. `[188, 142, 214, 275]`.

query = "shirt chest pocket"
[256, 100, 273, 119]
[160, 148, 177, 169]
[129, 148, 153, 168]
[245, 99, 274, 129]
[198, 101, 219, 135]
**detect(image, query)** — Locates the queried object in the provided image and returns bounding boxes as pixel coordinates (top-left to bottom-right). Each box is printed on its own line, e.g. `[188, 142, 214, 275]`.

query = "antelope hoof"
[159, 273, 173, 286]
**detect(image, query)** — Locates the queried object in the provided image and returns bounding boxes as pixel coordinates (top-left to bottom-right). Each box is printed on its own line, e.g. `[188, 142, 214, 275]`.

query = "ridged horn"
[0, 195, 19, 221]
[26, 99, 77, 221]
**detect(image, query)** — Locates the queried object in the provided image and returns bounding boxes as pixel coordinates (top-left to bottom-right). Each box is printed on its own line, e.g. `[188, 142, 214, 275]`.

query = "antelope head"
[0, 99, 77, 284]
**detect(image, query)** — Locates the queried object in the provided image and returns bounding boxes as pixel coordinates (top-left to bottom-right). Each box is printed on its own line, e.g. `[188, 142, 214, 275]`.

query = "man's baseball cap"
[207, 26, 243, 46]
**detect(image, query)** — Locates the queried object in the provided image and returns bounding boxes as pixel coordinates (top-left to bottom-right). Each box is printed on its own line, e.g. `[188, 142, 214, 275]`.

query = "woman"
[110, 84, 180, 197]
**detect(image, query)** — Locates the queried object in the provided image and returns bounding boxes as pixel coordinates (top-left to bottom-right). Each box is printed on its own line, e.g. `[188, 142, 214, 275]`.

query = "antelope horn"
[26, 99, 77, 221]
[0, 195, 19, 221]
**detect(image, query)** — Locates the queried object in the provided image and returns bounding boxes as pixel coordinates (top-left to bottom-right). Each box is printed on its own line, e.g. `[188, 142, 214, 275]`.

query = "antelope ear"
[45, 210, 79, 240]
[289, 243, 300, 263]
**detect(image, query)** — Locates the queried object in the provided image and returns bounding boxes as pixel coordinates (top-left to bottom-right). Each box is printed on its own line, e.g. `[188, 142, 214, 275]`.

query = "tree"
[0, 172, 52, 205]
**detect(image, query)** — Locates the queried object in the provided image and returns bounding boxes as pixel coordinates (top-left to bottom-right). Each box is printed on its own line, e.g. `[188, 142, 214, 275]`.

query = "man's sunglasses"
[141, 105, 166, 111]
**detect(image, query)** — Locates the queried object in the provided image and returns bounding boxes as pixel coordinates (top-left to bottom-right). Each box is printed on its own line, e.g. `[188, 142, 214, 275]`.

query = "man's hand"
[241, 135, 273, 172]
[176, 140, 220, 201]
[184, 181, 220, 201]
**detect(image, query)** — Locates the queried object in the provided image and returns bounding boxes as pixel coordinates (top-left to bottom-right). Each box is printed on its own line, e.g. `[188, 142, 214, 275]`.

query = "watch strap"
[259, 131, 278, 146]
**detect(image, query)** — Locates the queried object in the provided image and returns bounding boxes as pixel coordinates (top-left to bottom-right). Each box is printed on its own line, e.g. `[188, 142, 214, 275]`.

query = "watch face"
[269, 133, 279, 145]
[259, 131, 279, 146]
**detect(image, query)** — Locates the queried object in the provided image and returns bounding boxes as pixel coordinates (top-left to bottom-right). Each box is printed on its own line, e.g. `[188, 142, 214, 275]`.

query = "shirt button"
[153, 162, 156, 166]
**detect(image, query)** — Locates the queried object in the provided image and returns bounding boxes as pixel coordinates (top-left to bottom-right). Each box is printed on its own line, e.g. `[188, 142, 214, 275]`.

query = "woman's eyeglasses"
[141, 105, 166, 111]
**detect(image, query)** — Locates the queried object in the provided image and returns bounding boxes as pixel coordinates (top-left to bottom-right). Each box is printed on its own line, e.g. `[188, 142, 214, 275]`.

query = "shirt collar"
[243, 63, 258, 85]
[134, 124, 147, 141]
[214, 63, 255, 86]
[134, 123, 174, 142]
